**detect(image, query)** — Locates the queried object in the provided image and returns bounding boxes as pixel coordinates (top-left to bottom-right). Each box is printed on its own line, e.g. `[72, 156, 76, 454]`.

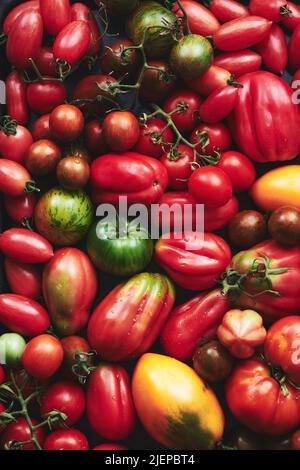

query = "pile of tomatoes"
[0, 0, 300, 452]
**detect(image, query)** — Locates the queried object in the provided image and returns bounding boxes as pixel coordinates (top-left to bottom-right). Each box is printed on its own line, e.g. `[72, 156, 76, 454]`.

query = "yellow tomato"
[251, 165, 300, 211]
[132, 353, 224, 449]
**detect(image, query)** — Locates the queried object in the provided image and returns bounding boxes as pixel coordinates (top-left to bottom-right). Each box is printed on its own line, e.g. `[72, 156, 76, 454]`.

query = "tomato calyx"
[0, 115, 17, 136]
[72, 351, 97, 384]
[227, 76, 243, 89]
[280, 4, 292, 18]
[42, 410, 68, 431]
[24, 180, 40, 194]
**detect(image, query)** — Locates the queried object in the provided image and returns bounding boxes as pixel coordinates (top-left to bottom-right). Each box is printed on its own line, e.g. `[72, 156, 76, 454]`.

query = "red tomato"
[0, 160, 37, 196]
[22, 335, 64, 379]
[187, 65, 232, 97]
[156, 192, 197, 232]
[3, 1, 40, 35]
[160, 144, 194, 190]
[282, 2, 300, 30]
[140, 60, 177, 103]
[205, 196, 239, 231]
[190, 123, 232, 155]
[32, 114, 52, 141]
[6, 71, 29, 125]
[0, 121, 33, 165]
[163, 90, 201, 134]
[44, 429, 89, 450]
[94, 444, 128, 450]
[26, 81, 67, 115]
[288, 25, 300, 72]
[291, 430, 300, 450]
[217, 151, 256, 193]
[102, 111, 140, 152]
[25, 139, 62, 176]
[0, 228, 53, 263]
[134, 118, 174, 159]
[84, 120, 108, 156]
[57, 156, 90, 189]
[172, 1, 220, 36]
[87, 365, 136, 440]
[61, 335, 92, 377]
[6, 9, 43, 69]
[214, 50, 262, 77]
[4, 258, 42, 300]
[53, 21, 91, 66]
[188, 166, 233, 208]
[73, 74, 117, 116]
[34, 47, 57, 77]
[1, 418, 45, 450]
[214, 16, 272, 51]
[199, 86, 239, 124]
[249, 0, 292, 22]
[40, 0, 71, 36]
[99, 39, 141, 80]
[4, 193, 37, 224]
[41, 381, 85, 426]
[0, 366, 4, 385]
[209, 0, 249, 23]
[49, 105, 84, 142]
[71, 2, 101, 56]
[257, 24, 288, 74]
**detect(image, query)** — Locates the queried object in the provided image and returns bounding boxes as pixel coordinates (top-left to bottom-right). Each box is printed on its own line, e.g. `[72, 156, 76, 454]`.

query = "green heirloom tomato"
[0, 333, 26, 368]
[87, 219, 153, 276]
[34, 187, 93, 246]
[170, 34, 213, 80]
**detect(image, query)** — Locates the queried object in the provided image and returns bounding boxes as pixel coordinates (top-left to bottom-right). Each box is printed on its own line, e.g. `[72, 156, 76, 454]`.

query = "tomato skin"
[282, 2, 300, 30]
[134, 118, 174, 159]
[100, 39, 140, 80]
[193, 340, 233, 383]
[71, 3, 101, 56]
[0, 160, 34, 196]
[0, 366, 5, 385]
[61, 335, 92, 376]
[161, 145, 194, 191]
[288, 25, 300, 72]
[32, 114, 52, 141]
[41, 381, 85, 426]
[187, 65, 232, 97]
[27, 81, 67, 115]
[188, 167, 232, 208]
[0, 228, 53, 264]
[6, 71, 29, 125]
[3, 1, 40, 35]
[214, 50, 262, 77]
[0, 294, 50, 337]
[84, 120, 108, 156]
[257, 24, 288, 74]
[4, 193, 37, 224]
[87, 365, 136, 440]
[53, 21, 91, 65]
[163, 90, 201, 134]
[209, 0, 249, 23]
[25, 139, 62, 176]
[73, 74, 117, 115]
[155, 192, 197, 232]
[140, 61, 177, 103]
[4, 258, 42, 300]
[44, 429, 89, 450]
[205, 196, 239, 231]
[172, 1, 220, 36]
[1, 418, 45, 450]
[102, 111, 140, 152]
[0, 125, 33, 165]
[22, 335, 64, 379]
[170, 34, 213, 81]
[34, 47, 57, 77]
[217, 151, 256, 193]
[94, 444, 128, 450]
[291, 430, 300, 450]
[57, 157, 90, 190]
[190, 123, 232, 155]
[228, 210, 267, 249]
[199, 86, 239, 124]
[40, 0, 71, 36]
[249, 0, 291, 22]
[49, 104, 84, 142]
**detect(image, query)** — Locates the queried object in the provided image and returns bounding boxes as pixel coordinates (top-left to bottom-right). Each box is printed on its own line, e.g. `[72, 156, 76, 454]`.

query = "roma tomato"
[0, 118, 33, 165]
[44, 429, 89, 450]
[102, 111, 140, 152]
[6, 71, 29, 125]
[0, 160, 37, 196]
[190, 123, 232, 155]
[41, 381, 85, 426]
[25, 139, 62, 176]
[4, 193, 37, 224]
[140, 61, 177, 103]
[6, 10, 43, 69]
[193, 340, 233, 383]
[40, 0, 71, 36]
[257, 24, 288, 74]
[214, 50, 262, 77]
[187, 65, 233, 97]
[0, 294, 50, 337]
[32, 114, 51, 141]
[161, 144, 194, 191]
[155, 232, 231, 291]
[71, 3, 101, 56]
[134, 118, 174, 159]
[84, 120, 108, 156]
[22, 334, 64, 379]
[217, 151, 256, 193]
[288, 25, 300, 72]
[27, 81, 67, 115]
[204, 196, 239, 231]
[228, 210, 267, 248]
[73, 74, 118, 115]
[208, 0, 249, 23]
[53, 21, 91, 66]
[214, 16, 272, 51]
[61, 335, 92, 377]
[199, 86, 239, 124]
[4, 258, 42, 300]
[170, 34, 213, 81]
[249, 0, 292, 22]
[87, 365, 136, 440]
[1, 418, 45, 450]
[100, 39, 140, 80]
[163, 90, 201, 134]
[188, 166, 233, 208]
[34, 47, 57, 77]
[161, 289, 231, 361]
[172, 1, 220, 35]
[49, 105, 84, 142]
[3, 1, 40, 35]
[282, 2, 300, 30]
[57, 157, 90, 189]
[0, 228, 53, 263]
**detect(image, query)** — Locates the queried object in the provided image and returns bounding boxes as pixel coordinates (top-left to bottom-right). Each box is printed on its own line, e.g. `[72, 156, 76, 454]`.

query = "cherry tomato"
[71, 2, 101, 56]
[205, 196, 239, 231]
[249, 0, 292, 22]
[4, 193, 37, 224]
[34, 47, 57, 77]
[0, 160, 38, 196]
[1, 418, 45, 450]
[41, 381, 85, 426]
[282, 2, 300, 31]
[84, 120, 108, 156]
[0, 119, 33, 165]
[190, 123, 232, 156]
[187, 65, 232, 97]
[3, 0, 40, 35]
[291, 430, 300, 450]
[25, 139, 62, 176]
[0, 228, 53, 263]
[214, 50, 262, 77]
[257, 24, 288, 75]
[43, 429, 89, 450]
[53, 21, 91, 66]
[228, 210, 267, 248]
[61, 335, 92, 378]
[161, 144, 194, 190]
[73, 74, 117, 116]
[199, 86, 239, 124]
[22, 335, 63, 379]
[57, 157, 90, 189]
[208, 0, 249, 23]
[6, 71, 29, 125]
[26, 81, 67, 115]
[188, 166, 233, 208]
[32, 114, 52, 141]
[134, 118, 174, 159]
[4, 258, 42, 300]
[163, 90, 201, 134]
[140, 61, 177, 103]
[268, 206, 300, 246]
[193, 340, 233, 383]
[63, 145, 90, 162]
[100, 39, 141, 80]
[49, 105, 84, 142]
[217, 151, 256, 193]
[94, 444, 128, 450]
[102, 111, 140, 152]
[40, 0, 71, 36]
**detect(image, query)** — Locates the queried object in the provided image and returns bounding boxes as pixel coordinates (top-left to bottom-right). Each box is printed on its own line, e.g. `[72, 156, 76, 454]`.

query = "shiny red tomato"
[155, 192, 197, 232]
[172, 1, 220, 36]
[4, 258, 42, 300]
[25, 139, 62, 176]
[249, 0, 292, 22]
[209, 0, 249, 23]
[0, 160, 37, 196]
[3, 1, 40, 35]
[43, 429, 89, 450]
[6, 71, 29, 125]
[73, 74, 117, 115]
[188, 166, 233, 208]
[217, 151, 256, 193]
[214, 50, 262, 77]
[61, 335, 92, 378]
[71, 2, 101, 56]
[187, 65, 232, 97]
[32, 114, 52, 141]
[1, 418, 45, 450]
[4, 193, 37, 224]
[26, 81, 67, 115]
[205, 196, 239, 231]
[199, 86, 239, 124]
[161, 144, 194, 190]
[41, 381, 85, 426]
[49, 105, 84, 142]
[190, 123, 232, 156]
[22, 335, 64, 379]
[282, 2, 300, 30]
[257, 24, 288, 74]
[291, 430, 300, 450]
[99, 39, 140, 80]
[0, 121, 33, 165]
[0, 228, 53, 263]
[140, 61, 177, 103]
[163, 90, 201, 134]
[40, 0, 71, 36]
[134, 118, 174, 158]
[84, 120, 108, 156]
[53, 21, 91, 66]
[34, 47, 57, 77]
[102, 111, 140, 152]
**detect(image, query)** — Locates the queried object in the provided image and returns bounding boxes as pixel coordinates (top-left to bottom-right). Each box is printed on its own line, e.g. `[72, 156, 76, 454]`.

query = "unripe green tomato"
[0, 333, 26, 368]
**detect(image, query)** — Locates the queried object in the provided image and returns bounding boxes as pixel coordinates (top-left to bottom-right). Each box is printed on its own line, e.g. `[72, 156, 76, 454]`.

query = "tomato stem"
[24, 180, 40, 194]
[0, 115, 17, 136]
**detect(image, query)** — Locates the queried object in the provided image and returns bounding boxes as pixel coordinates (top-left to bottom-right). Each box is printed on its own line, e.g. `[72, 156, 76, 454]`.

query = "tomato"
[25, 139, 62, 176]
[214, 16, 272, 51]
[27, 81, 67, 115]
[87, 364, 136, 440]
[95, 0, 138, 16]
[193, 340, 233, 383]
[0, 160, 37, 196]
[84, 120, 108, 156]
[6, 71, 29, 125]
[4, 258, 42, 300]
[161, 144, 194, 191]
[291, 430, 300, 450]
[282, 2, 300, 30]
[71, 3, 101, 56]
[187, 65, 233, 97]
[49, 105, 84, 142]
[249, 0, 292, 22]
[1, 418, 45, 450]
[134, 118, 174, 158]
[172, 1, 220, 35]
[3, 1, 40, 35]
[0, 366, 4, 384]
[205, 196, 239, 231]
[170, 34, 213, 81]
[34, 47, 57, 77]
[164, 90, 201, 134]
[265, 316, 300, 385]
[40, 0, 71, 36]
[0, 333, 26, 368]
[0, 119, 33, 165]
[43, 429, 89, 450]
[100, 39, 140, 80]
[228, 210, 267, 248]
[53, 21, 91, 66]
[0, 228, 53, 263]
[214, 50, 262, 77]
[61, 335, 92, 377]
[188, 166, 233, 208]
[155, 191, 197, 232]
[190, 123, 232, 156]
[57, 157, 90, 189]
[6, 10, 43, 69]
[73, 74, 117, 116]
[208, 0, 249, 23]
[140, 61, 177, 103]
[288, 25, 300, 72]
[93, 444, 128, 450]
[41, 381, 85, 426]
[226, 359, 300, 435]
[199, 86, 239, 124]
[102, 111, 140, 152]
[22, 335, 63, 379]
[268, 206, 300, 246]
[257, 24, 288, 75]
[217, 151, 256, 193]
[32, 114, 52, 141]
[63, 145, 90, 162]
[4, 193, 37, 224]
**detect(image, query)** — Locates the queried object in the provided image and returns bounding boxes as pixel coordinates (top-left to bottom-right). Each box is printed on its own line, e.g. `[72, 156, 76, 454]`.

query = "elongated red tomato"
[0, 228, 53, 263]
[214, 16, 272, 51]
[4, 258, 42, 300]
[40, 0, 71, 36]
[187, 65, 233, 96]
[0, 160, 37, 196]
[199, 86, 239, 123]
[4, 193, 37, 224]
[26, 81, 67, 115]
[172, 1, 220, 36]
[288, 25, 300, 72]
[3, 0, 40, 35]
[249, 0, 292, 22]
[214, 50, 262, 77]
[0, 120, 33, 165]
[0, 294, 50, 337]
[6, 71, 29, 125]
[257, 24, 288, 75]
[87, 365, 136, 440]
[282, 2, 300, 30]
[71, 2, 101, 56]
[53, 21, 91, 65]
[6, 9, 43, 69]
[208, 0, 249, 23]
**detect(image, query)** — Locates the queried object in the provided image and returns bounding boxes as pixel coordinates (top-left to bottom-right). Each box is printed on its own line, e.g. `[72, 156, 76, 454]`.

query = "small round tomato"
[43, 429, 89, 450]
[40, 381, 85, 426]
[188, 166, 233, 208]
[134, 118, 174, 158]
[291, 430, 300, 450]
[193, 340, 233, 383]
[84, 120, 108, 156]
[22, 334, 64, 379]
[217, 151, 256, 193]
[57, 157, 90, 189]
[190, 123, 232, 156]
[25, 139, 62, 176]
[100, 39, 141, 80]
[73, 74, 118, 116]
[34, 47, 57, 77]
[163, 90, 201, 134]
[93, 443, 128, 450]
[49, 105, 84, 143]
[0, 120, 33, 165]
[161, 144, 194, 190]
[170, 34, 213, 81]
[102, 111, 140, 152]
[4, 193, 37, 224]
[26, 81, 67, 115]
[268, 206, 300, 246]
[140, 61, 177, 103]
[187, 65, 232, 96]
[32, 114, 52, 141]
[0, 333, 26, 368]
[1, 418, 45, 450]
[228, 210, 267, 248]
